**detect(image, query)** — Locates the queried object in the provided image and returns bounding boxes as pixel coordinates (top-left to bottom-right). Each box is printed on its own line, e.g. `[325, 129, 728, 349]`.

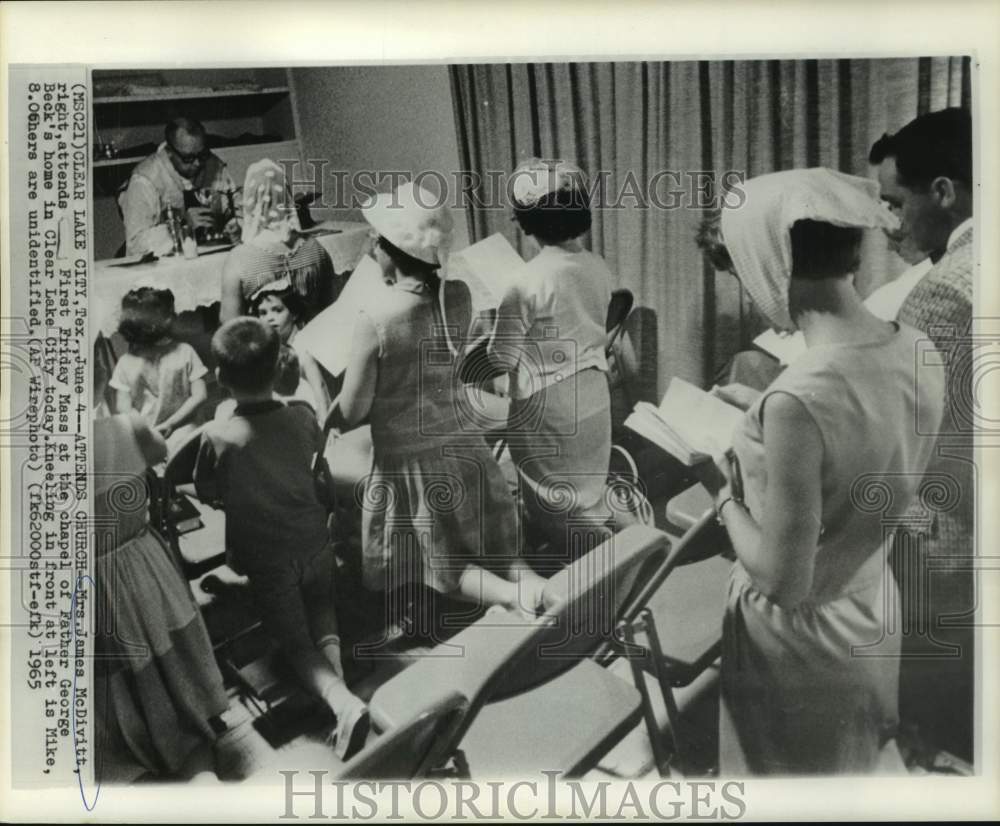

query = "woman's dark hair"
[118, 287, 176, 351]
[512, 187, 592, 244]
[696, 214, 863, 320]
[695, 210, 735, 273]
[789, 219, 863, 280]
[376, 235, 441, 290]
[250, 284, 307, 324]
[787, 219, 864, 321]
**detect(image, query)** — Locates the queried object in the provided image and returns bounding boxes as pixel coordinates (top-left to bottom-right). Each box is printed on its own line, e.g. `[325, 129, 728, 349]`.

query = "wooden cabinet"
[91, 67, 304, 259]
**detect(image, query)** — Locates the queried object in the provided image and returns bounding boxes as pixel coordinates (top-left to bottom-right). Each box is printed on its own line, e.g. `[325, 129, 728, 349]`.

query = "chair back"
[368, 526, 668, 757]
[157, 424, 210, 577]
[490, 524, 669, 698]
[594, 507, 721, 666]
[605, 288, 634, 353]
[337, 690, 470, 780]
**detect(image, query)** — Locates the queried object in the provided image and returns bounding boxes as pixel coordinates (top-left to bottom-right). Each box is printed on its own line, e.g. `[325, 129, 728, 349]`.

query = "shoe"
[329, 697, 370, 762]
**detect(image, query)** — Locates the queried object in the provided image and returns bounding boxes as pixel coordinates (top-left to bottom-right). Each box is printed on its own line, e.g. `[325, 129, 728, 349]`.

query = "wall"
[290, 64, 470, 250]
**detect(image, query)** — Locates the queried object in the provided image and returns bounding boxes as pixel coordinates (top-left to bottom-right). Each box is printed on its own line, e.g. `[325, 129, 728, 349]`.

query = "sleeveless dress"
[720, 323, 945, 775]
[359, 278, 520, 594]
[94, 414, 228, 782]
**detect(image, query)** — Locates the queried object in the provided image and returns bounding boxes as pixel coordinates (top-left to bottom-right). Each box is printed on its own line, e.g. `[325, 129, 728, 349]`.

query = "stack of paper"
[294, 255, 388, 377]
[624, 377, 744, 465]
[447, 233, 523, 314]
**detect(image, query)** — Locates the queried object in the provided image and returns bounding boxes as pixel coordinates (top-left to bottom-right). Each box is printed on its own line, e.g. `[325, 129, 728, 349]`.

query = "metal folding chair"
[336, 690, 471, 780]
[605, 288, 634, 353]
[369, 525, 670, 777]
[599, 507, 732, 776]
[154, 424, 229, 580]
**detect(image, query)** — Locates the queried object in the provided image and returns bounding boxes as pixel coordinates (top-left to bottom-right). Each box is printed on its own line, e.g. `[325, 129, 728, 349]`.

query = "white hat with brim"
[361, 182, 454, 266]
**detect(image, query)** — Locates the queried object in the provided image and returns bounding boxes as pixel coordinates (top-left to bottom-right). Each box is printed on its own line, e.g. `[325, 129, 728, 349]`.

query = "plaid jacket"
[897, 224, 974, 557]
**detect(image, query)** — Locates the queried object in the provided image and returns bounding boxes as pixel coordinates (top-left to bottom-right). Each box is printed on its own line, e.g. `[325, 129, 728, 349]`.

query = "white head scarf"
[720, 167, 898, 330]
[241, 159, 301, 247]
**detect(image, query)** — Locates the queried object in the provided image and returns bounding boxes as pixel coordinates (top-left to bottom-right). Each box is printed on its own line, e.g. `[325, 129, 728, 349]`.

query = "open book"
[624, 377, 744, 465]
[294, 254, 388, 377]
[446, 232, 523, 314]
[753, 328, 806, 366]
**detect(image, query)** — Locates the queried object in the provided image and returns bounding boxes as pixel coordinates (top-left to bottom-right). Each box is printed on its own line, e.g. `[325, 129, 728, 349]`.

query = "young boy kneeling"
[195, 317, 368, 760]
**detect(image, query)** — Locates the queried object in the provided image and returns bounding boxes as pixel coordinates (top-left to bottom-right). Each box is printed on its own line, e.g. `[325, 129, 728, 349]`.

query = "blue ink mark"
[72, 574, 100, 811]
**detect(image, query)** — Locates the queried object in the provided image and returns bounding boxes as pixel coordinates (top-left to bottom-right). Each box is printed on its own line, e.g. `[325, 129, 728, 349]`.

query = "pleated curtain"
[449, 58, 970, 392]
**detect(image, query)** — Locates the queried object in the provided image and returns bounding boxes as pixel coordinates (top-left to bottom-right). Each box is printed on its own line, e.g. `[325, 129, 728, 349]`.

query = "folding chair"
[156, 424, 228, 580]
[605, 288, 634, 353]
[599, 507, 732, 776]
[369, 525, 669, 777]
[248, 690, 471, 783]
[337, 690, 470, 780]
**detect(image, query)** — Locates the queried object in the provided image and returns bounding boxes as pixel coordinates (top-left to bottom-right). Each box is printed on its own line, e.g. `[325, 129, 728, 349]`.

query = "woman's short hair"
[118, 286, 176, 349]
[377, 235, 440, 279]
[789, 219, 863, 280]
[512, 186, 592, 244]
[697, 214, 861, 281]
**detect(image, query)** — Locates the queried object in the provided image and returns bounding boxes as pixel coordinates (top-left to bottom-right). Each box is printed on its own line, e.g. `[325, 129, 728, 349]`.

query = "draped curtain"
[449, 58, 970, 392]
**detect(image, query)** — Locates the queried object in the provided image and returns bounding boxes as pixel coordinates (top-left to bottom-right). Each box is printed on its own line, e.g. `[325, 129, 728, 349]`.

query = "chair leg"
[636, 608, 689, 770]
[616, 620, 672, 777]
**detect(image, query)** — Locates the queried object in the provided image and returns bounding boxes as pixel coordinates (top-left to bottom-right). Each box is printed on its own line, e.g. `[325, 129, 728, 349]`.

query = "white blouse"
[492, 244, 612, 401]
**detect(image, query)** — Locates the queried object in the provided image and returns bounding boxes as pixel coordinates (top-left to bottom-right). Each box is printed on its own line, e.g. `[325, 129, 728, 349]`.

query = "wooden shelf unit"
[91, 67, 304, 260]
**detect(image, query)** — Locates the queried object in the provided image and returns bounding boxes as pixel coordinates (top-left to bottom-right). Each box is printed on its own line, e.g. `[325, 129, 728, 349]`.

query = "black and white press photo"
[1, 1, 997, 822]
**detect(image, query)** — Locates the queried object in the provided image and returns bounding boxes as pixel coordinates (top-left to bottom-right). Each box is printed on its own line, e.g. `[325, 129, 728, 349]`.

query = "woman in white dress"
[694, 168, 946, 774]
[491, 159, 614, 563]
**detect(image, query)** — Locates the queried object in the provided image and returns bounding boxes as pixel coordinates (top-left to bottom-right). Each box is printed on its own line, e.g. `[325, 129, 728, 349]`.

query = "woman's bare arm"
[219, 257, 245, 322]
[337, 311, 380, 427]
[696, 391, 823, 608]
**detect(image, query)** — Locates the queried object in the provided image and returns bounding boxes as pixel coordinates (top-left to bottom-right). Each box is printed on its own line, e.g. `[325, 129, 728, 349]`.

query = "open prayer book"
[446, 233, 523, 315]
[294, 255, 388, 377]
[624, 377, 744, 465]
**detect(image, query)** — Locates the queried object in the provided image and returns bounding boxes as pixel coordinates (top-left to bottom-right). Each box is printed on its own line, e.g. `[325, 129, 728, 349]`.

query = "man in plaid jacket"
[870, 107, 975, 764]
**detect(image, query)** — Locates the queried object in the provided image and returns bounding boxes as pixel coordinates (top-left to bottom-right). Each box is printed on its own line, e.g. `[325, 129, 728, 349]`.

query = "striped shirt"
[222, 236, 344, 320]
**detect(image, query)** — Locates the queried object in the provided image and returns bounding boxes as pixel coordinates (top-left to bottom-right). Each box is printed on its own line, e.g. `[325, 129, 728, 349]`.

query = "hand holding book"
[623, 377, 745, 466]
[690, 448, 736, 500]
[709, 382, 761, 412]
